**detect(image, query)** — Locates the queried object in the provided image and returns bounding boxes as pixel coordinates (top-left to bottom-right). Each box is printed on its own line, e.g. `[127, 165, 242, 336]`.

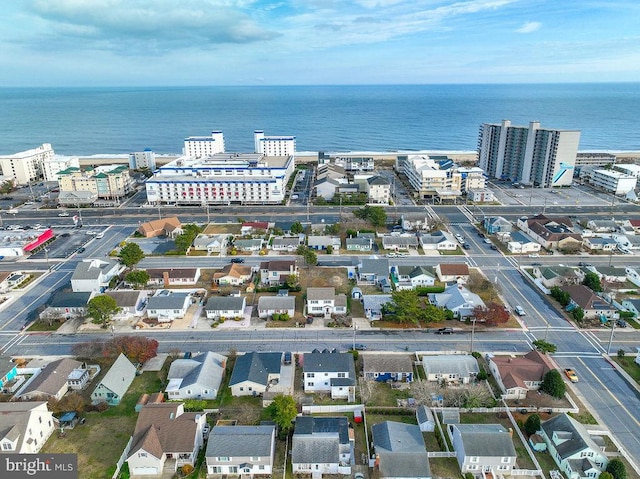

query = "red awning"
[24, 229, 54, 253]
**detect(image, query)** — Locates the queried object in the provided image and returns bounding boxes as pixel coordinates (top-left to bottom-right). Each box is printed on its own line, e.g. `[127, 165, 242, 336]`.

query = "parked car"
[435, 327, 454, 334]
[354, 343, 367, 351]
[462, 243, 471, 250]
[514, 306, 526, 316]
[478, 232, 486, 238]
[490, 245, 498, 250]
[231, 258, 245, 263]
[564, 368, 579, 383]
[283, 351, 292, 364]
[58, 211, 70, 217]
[616, 319, 628, 328]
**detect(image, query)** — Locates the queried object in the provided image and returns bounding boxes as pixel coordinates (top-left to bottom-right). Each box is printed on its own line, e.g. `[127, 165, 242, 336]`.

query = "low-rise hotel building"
[58, 165, 134, 203]
[184, 131, 225, 158]
[145, 153, 295, 205]
[399, 155, 463, 200]
[254, 130, 296, 156]
[43, 155, 80, 182]
[579, 167, 637, 195]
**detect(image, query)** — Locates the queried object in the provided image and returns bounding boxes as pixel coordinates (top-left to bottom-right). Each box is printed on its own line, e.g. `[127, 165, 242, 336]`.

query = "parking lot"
[29, 227, 107, 259]
[489, 181, 620, 208]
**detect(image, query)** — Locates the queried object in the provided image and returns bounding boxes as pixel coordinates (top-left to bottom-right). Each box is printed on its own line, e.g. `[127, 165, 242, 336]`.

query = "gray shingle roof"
[541, 413, 600, 460]
[422, 355, 479, 378]
[292, 416, 348, 464]
[17, 358, 83, 398]
[71, 259, 119, 281]
[416, 405, 434, 425]
[258, 296, 295, 311]
[229, 352, 282, 387]
[206, 425, 275, 458]
[205, 296, 245, 311]
[451, 424, 517, 457]
[167, 351, 226, 393]
[363, 354, 413, 374]
[303, 351, 356, 377]
[147, 291, 190, 310]
[372, 421, 431, 479]
[49, 291, 91, 308]
[359, 258, 390, 277]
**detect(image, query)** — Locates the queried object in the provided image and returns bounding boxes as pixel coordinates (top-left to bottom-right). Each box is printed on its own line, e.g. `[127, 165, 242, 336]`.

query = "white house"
[229, 352, 283, 397]
[257, 295, 296, 319]
[71, 258, 123, 293]
[422, 355, 479, 384]
[306, 287, 347, 317]
[206, 425, 276, 477]
[448, 423, 517, 475]
[303, 350, 356, 401]
[146, 290, 191, 322]
[0, 402, 56, 454]
[166, 351, 227, 400]
[391, 265, 435, 290]
[292, 416, 353, 477]
[204, 296, 246, 320]
[507, 231, 542, 254]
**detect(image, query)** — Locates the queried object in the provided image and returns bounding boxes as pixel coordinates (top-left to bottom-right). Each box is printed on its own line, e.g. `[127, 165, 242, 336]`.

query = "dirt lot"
[298, 266, 351, 294]
[202, 224, 242, 235]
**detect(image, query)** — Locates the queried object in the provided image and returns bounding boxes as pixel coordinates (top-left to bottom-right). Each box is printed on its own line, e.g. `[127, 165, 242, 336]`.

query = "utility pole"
[470, 318, 477, 353]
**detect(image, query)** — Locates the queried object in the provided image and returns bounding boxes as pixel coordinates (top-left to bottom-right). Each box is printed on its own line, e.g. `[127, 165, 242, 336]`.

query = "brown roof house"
[14, 358, 86, 401]
[137, 217, 183, 238]
[561, 284, 617, 321]
[213, 264, 253, 286]
[146, 268, 201, 287]
[435, 263, 470, 284]
[260, 260, 298, 286]
[126, 403, 207, 476]
[516, 214, 582, 250]
[488, 351, 556, 400]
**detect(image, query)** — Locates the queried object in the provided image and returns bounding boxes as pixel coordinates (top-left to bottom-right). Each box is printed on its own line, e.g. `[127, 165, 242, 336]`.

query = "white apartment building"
[478, 120, 580, 187]
[0, 143, 54, 185]
[579, 167, 637, 195]
[254, 130, 296, 156]
[129, 149, 156, 170]
[400, 155, 462, 199]
[457, 166, 487, 192]
[614, 163, 640, 178]
[145, 153, 295, 205]
[42, 155, 80, 182]
[184, 131, 225, 158]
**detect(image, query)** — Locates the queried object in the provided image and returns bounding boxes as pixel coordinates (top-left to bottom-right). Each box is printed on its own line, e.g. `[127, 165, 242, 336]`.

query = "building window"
[470, 457, 479, 463]
[307, 382, 314, 387]
[217, 457, 230, 462]
[2, 443, 12, 450]
[501, 457, 510, 463]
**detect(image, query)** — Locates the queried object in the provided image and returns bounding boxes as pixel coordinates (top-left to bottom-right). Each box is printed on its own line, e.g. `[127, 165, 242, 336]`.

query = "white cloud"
[516, 21, 541, 33]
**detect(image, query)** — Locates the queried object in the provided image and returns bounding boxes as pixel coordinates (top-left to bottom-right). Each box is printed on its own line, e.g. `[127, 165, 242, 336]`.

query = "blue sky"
[1, 0, 639, 86]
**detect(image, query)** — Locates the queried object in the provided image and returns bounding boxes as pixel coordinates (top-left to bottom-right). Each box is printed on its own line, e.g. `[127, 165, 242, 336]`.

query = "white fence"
[301, 404, 364, 414]
[112, 436, 133, 479]
[512, 469, 543, 476]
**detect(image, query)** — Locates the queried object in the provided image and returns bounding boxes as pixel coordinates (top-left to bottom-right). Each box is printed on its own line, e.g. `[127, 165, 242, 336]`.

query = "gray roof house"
[272, 236, 303, 251]
[146, 290, 191, 322]
[372, 421, 431, 479]
[431, 284, 485, 319]
[363, 294, 393, 320]
[229, 352, 283, 397]
[363, 354, 414, 383]
[90, 353, 136, 405]
[234, 238, 264, 252]
[166, 351, 227, 400]
[346, 236, 373, 251]
[292, 416, 353, 477]
[422, 355, 479, 384]
[303, 351, 356, 401]
[257, 295, 296, 319]
[358, 258, 390, 284]
[308, 235, 341, 250]
[15, 358, 84, 401]
[40, 291, 91, 320]
[539, 414, 609, 479]
[0, 402, 56, 454]
[418, 231, 458, 251]
[206, 425, 276, 477]
[71, 258, 123, 293]
[105, 290, 148, 320]
[204, 295, 246, 320]
[448, 423, 517, 474]
[391, 265, 436, 290]
[382, 234, 419, 251]
[306, 287, 347, 317]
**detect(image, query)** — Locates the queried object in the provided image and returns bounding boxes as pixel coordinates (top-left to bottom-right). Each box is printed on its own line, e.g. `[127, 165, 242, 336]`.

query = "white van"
[515, 306, 526, 316]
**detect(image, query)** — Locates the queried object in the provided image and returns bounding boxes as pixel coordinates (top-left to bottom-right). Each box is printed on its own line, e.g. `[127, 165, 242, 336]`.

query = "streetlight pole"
[607, 318, 616, 355]
[470, 318, 476, 353]
[44, 247, 50, 271]
[352, 322, 357, 351]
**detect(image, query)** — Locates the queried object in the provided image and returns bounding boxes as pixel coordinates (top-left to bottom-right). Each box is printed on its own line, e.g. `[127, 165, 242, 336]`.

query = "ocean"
[0, 83, 638, 156]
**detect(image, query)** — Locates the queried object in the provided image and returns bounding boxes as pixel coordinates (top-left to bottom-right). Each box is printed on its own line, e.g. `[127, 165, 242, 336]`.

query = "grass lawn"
[612, 356, 640, 383]
[364, 381, 412, 407]
[42, 371, 163, 479]
[430, 457, 461, 478]
[27, 320, 65, 332]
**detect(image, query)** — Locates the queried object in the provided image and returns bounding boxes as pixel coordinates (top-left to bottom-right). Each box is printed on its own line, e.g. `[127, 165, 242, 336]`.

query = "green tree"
[326, 245, 334, 255]
[617, 349, 626, 358]
[385, 290, 421, 324]
[354, 205, 387, 228]
[571, 307, 585, 322]
[87, 295, 121, 328]
[290, 221, 304, 235]
[532, 339, 557, 354]
[422, 303, 446, 323]
[0, 180, 15, 194]
[606, 458, 627, 479]
[540, 370, 566, 399]
[174, 223, 203, 253]
[125, 270, 150, 289]
[296, 246, 317, 266]
[285, 274, 299, 289]
[600, 472, 615, 479]
[325, 223, 340, 235]
[550, 286, 572, 307]
[118, 242, 145, 268]
[583, 271, 603, 292]
[524, 414, 541, 435]
[266, 394, 297, 434]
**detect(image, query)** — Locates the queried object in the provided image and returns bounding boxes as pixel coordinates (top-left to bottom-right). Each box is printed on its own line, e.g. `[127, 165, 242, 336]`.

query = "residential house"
[192, 234, 228, 253]
[206, 425, 276, 477]
[71, 258, 123, 293]
[448, 423, 517, 475]
[292, 416, 353, 476]
[229, 352, 282, 397]
[146, 268, 201, 287]
[105, 290, 148, 320]
[391, 265, 435, 290]
[363, 294, 392, 321]
[539, 413, 608, 479]
[358, 258, 390, 284]
[435, 263, 470, 284]
[365, 175, 391, 204]
[233, 239, 264, 252]
[308, 235, 341, 251]
[0, 402, 55, 454]
[586, 220, 618, 233]
[67, 363, 91, 391]
[126, 403, 207, 476]
[257, 295, 296, 319]
[418, 231, 458, 251]
[166, 351, 226, 400]
[484, 216, 513, 234]
[422, 355, 479, 384]
[382, 234, 419, 252]
[346, 236, 373, 251]
[488, 350, 556, 400]
[372, 421, 431, 479]
[259, 260, 298, 286]
[146, 290, 191, 322]
[90, 353, 136, 405]
[213, 263, 253, 286]
[137, 216, 182, 238]
[561, 285, 617, 321]
[416, 406, 436, 432]
[306, 287, 347, 317]
[204, 296, 246, 320]
[532, 266, 579, 289]
[39, 291, 91, 320]
[507, 231, 542, 254]
[516, 214, 582, 250]
[431, 284, 485, 319]
[467, 188, 495, 203]
[302, 350, 356, 401]
[0, 356, 18, 392]
[586, 266, 628, 284]
[240, 222, 269, 235]
[363, 354, 414, 383]
[272, 236, 303, 252]
[583, 237, 617, 252]
[15, 358, 85, 401]
[621, 298, 640, 318]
